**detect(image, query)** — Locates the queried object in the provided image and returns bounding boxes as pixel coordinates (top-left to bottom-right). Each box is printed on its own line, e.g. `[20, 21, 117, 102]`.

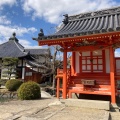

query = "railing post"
[57, 77, 60, 98]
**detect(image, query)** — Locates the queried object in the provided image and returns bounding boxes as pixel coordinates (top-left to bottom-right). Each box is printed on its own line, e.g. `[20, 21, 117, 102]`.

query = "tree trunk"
[52, 46, 57, 95]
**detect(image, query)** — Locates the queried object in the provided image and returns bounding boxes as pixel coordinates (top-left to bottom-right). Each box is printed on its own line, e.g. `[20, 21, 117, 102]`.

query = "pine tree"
[2, 57, 18, 80]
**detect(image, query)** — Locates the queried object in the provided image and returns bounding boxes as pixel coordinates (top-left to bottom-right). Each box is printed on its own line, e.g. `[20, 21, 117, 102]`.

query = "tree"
[33, 28, 71, 95]
[2, 57, 18, 80]
[51, 46, 71, 93]
[41, 45, 71, 95]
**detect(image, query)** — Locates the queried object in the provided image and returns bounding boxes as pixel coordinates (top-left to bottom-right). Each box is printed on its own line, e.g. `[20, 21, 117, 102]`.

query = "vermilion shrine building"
[34, 6, 120, 103]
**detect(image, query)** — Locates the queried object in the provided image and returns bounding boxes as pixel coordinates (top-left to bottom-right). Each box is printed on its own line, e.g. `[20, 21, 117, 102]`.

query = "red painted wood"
[63, 49, 67, 99]
[110, 46, 116, 103]
[38, 31, 120, 46]
[71, 52, 75, 75]
[57, 77, 60, 98]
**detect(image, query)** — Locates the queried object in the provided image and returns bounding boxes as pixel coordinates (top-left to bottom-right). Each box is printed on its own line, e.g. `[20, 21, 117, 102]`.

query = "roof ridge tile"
[69, 6, 120, 20]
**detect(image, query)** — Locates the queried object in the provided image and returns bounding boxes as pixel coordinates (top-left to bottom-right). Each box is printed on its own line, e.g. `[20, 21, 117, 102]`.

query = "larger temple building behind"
[0, 33, 52, 83]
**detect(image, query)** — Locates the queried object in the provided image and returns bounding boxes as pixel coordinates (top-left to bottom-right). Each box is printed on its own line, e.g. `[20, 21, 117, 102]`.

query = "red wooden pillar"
[57, 77, 60, 98]
[71, 52, 75, 75]
[110, 46, 116, 103]
[63, 48, 67, 99]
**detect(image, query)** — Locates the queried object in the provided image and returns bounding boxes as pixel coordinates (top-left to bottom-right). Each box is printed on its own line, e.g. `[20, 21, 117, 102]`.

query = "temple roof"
[25, 48, 50, 56]
[0, 33, 50, 58]
[26, 59, 49, 69]
[35, 6, 120, 40]
[0, 33, 28, 58]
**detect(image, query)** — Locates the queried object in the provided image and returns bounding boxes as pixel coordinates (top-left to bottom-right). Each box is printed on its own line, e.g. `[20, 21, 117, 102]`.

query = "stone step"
[110, 112, 120, 120]
[60, 98, 110, 110]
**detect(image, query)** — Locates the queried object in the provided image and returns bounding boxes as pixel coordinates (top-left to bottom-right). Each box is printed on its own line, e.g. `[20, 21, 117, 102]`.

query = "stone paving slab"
[0, 97, 111, 120]
[0, 99, 53, 120]
[17, 105, 107, 120]
[0, 98, 109, 120]
[61, 98, 110, 110]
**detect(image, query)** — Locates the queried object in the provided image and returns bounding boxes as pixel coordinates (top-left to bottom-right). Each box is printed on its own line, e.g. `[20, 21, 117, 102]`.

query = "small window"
[26, 72, 32, 76]
[80, 50, 104, 73]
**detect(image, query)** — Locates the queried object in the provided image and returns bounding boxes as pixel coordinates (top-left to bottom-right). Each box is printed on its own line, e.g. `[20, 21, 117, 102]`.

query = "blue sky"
[0, 0, 120, 55]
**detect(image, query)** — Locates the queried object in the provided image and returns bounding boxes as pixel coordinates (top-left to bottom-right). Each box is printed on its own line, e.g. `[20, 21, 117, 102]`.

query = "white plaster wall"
[75, 52, 80, 73]
[116, 60, 120, 70]
[1, 68, 8, 79]
[22, 67, 25, 80]
[105, 49, 110, 73]
[82, 51, 90, 56]
[1, 68, 16, 79]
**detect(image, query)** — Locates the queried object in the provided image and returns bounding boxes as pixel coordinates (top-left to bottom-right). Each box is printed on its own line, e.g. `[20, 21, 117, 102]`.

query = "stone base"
[60, 99, 110, 110]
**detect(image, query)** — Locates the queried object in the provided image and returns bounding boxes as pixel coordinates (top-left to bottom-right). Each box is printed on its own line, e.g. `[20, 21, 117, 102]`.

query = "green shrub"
[5, 79, 23, 91]
[17, 81, 41, 100]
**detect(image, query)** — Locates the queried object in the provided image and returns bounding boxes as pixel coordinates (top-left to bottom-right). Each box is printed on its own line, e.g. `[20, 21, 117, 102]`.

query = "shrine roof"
[35, 6, 120, 40]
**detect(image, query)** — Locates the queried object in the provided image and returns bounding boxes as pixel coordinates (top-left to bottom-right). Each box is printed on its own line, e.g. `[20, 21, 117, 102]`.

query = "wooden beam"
[38, 31, 120, 46]
[67, 45, 106, 52]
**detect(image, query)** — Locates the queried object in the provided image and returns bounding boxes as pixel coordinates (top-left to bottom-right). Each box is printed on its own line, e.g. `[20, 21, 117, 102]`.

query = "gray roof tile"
[0, 40, 28, 58]
[26, 60, 48, 69]
[36, 6, 120, 40]
[25, 48, 50, 55]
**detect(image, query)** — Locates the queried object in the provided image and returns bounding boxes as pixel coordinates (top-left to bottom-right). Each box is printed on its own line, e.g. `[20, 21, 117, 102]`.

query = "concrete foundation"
[60, 99, 110, 110]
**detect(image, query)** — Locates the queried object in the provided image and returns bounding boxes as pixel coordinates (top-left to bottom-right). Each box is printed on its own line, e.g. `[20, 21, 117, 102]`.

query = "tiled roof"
[0, 33, 51, 58]
[36, 6, 120, 40]
[0, 40, 28, 58]
[25, 48, 50, 55]
[26, 59, 49, 69]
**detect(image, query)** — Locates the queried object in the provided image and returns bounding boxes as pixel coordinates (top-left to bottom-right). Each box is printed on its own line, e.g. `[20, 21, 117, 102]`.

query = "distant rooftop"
[0, 33, 50, 58]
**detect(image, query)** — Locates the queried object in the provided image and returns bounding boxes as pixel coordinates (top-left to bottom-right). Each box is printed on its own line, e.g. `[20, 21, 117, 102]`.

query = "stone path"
[0, 98, 108, 120]
[0, 91, 119, 120]
[17, 106, 107, 120]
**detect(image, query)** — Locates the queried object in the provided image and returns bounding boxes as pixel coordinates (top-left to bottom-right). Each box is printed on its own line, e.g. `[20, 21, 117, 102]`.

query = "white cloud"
[115, 49, 120, 57]
[0, 25, 37, 37]
[0, 0, 17, 9]
[21, 0, 119, 24]
[19, 39, 47, 48]
[0, 25, 37, 47]
[19, 39, 33, 47]
[0, 16, 11, 25]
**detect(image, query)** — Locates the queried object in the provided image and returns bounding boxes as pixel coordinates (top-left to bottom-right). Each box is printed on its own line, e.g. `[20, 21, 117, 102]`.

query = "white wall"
[1, 68, 16, 79]
[22, 67, 25, 80]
